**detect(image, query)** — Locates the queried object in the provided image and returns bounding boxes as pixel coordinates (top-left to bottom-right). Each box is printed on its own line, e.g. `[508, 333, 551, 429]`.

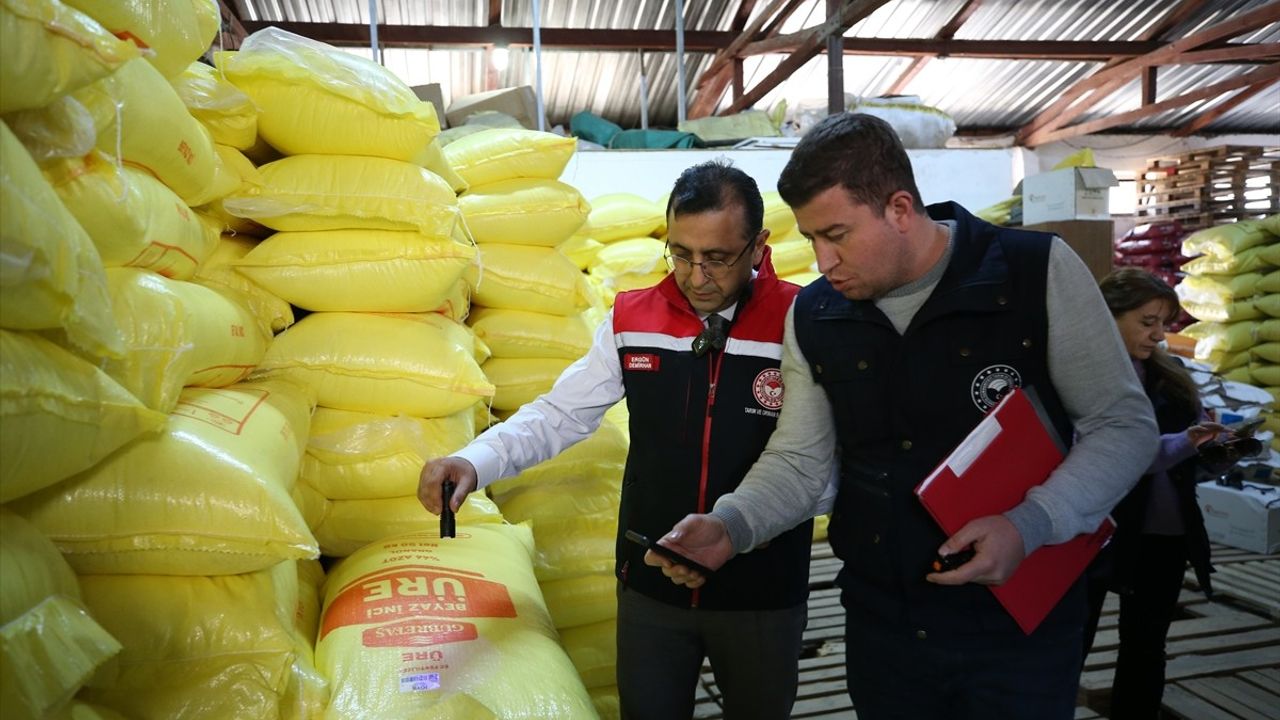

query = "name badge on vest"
[624, 353, 660, 372]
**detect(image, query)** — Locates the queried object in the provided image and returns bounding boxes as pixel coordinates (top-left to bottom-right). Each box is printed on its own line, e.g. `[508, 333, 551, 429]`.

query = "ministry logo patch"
[971, 364, 1022, 411]
[753, 368, 785, 410]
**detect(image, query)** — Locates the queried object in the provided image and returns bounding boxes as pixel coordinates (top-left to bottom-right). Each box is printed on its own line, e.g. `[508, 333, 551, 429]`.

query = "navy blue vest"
[793, 202, 1083, 638]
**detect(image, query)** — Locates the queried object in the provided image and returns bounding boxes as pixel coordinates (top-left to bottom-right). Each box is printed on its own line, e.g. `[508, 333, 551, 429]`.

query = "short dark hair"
[778, 112, 926, 215]
[666, 160, 763, 240]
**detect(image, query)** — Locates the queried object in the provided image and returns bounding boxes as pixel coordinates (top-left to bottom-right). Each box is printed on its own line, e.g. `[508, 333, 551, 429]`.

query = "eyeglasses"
[665, 239, 755, 279]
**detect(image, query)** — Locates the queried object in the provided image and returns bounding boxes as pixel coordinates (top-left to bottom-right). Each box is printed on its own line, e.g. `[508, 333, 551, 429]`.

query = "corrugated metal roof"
[233, 0, 1280, 137]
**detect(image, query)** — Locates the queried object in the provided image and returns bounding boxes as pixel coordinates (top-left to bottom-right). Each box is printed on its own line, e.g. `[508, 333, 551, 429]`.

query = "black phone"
[1227, 416, 1265, 437]
[930, 547, 976, 574]
[625, 530, 714, 576]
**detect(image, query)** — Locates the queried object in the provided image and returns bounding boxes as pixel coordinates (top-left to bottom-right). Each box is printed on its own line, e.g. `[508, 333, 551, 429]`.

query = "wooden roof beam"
[689, 0, 776, 118]
[1017, 1, 1280, 146]
[886, 0, 984, 95]
[1172, 77, 1279, 137]
[745, 36, 1165, 59]
[218, 0, 247, 49]
[721, 0, 891, 116]
[1031, 62, 1280, 146]
[488, 0, 502, 27]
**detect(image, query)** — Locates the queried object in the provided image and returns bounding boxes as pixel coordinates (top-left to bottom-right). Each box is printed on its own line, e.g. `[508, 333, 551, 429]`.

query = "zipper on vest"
[693, 349, 727, 609]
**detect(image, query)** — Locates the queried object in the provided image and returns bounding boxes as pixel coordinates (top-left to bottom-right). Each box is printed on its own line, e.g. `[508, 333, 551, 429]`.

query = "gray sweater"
[712, 235, 1158, 556]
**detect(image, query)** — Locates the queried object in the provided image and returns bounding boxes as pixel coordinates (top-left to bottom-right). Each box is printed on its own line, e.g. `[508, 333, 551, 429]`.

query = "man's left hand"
[926, 514, 1025, 586]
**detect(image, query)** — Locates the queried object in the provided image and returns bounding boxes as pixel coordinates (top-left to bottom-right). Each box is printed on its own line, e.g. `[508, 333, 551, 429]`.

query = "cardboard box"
[446, 86, 542, 130]
[1022, 220, 1114, 281]
[1197, 481, 1280, 555]
[1022, 167, 1118, 225]
[410, 83, 447, 129]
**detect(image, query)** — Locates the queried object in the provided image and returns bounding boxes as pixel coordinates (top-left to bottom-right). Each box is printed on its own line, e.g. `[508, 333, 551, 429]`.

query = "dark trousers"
[615, 585, 807, 720]
[1084, 534, 1188, 720]
[844, 610, 1082, 720]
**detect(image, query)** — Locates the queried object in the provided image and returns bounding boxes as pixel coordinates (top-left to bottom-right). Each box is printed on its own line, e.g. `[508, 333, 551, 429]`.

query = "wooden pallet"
[1135, 145, 1279, 231]
[1163, 669, 1280, 720]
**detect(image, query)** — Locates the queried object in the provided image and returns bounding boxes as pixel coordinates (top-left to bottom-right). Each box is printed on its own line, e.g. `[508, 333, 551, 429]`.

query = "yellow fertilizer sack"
[0, 330, 164, 503]
[1175, 273, 1263, 306]
[0, 510, 122, 720]
[193, 235, 295, 336]
[91, 268, 268, 412]
[560, 619, 616, 690]
[199, 143, 262, 206]
[762, 190, 797, 237]
[419, 139, 468, 194]
[487, 419, 628, 497]
[217, 28, 439, 161]
[309, 492, 503, 558]
[1182, 245, 1274, 276]
[236, 229, 476, 313]
[433, 278, 472, 323]
[1253, 343, 1280, 364]
[303, 407, 475, 500]
[64, 0, 217, 80]
[1257, 294, 1280, 318]
[1251, 362, 1280, 387]
[73, 58, 219, 206]
[316, 526, 595, 719]
[459, 178, 590, 246]
[1183, 320, 1260, 355]
[255, 312, 494, 417]
[442, 128, 576, 187]
[560, 234, 604, 270]
[782, 270, 822, 287]
[1260, 269, 1280, 294]
[468, 244, 597, 317]
[42, 150, 218, 279]
[1183, 220, 1271, 259]
[0, 0, 139, 113]
[0, 122, 123, 358]
[767, 239, 816, 276]
[468, 308, 593, 360]
[11, 381, 319, 576]
[76, 561, 302, 720]
[482, 357, 575, 412]
[539, 573, 617, 630]
[492, 477, 618, 534]
[583, 193, 664, 243]
[591, 687, 620, 720]
[1181, 299, 1262, 323]
[224, 153, 459, 235]
[532, 512, 617, 582]
[590, 237, 667, 279]
[171, 60, 259, 150]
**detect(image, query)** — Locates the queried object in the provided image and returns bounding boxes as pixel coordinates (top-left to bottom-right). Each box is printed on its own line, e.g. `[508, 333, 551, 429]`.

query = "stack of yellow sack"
[486, 413, 630, 712]
[1177, 215, 1280, 445]
[317, 527, 596, 719]
[578, 193, 666, 305]
[761, 190, 819, 286]
[444, 128, 600, 412]
[207, 27, 494, 557]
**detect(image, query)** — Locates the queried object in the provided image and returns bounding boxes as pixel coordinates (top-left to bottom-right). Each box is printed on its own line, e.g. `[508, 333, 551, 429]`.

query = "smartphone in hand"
[625, 530, 715, 576]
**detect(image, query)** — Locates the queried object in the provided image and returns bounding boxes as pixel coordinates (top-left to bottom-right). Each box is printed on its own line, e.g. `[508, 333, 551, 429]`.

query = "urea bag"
[307, 492, 503, 558]
[0, 330, 164, 503]
[1251, 362, 1280, 387]
[171, 60, 259, 149]
[770, 239, 817, 276]
[459, 178, 590, 246]
[42, 150, 218, 279]
[316, 526, 595, 719]
[303, 407, 475, 500]
[761, 190, 797, 237]
[224, 154, 459, 235]
[419, 139, 467, 194]
[0, 510, 122, 720]
[89, 268, 268, 412]
[468, 244, 596, 316]
[468, 308, 593, 360]
[236, 229, 476, 313]
[559, 234, 604, 270]
[0, 0, 139, 113]
[0, 122, 123, 358]
[538, 573, 618, 630]
[442, 129, 576, 187]
[482, 357, 575, 412]
[1181, 245, 1274, 276]
[1181, 299, 1261, 323]
[583, 193, 663, 243]
[589, 237, 667, 279]
[255, 312, 494, 417]
[76, 561, 304, 720]
[1254, 343, 1280, 364]
[1175, 273, 1263, 306]
[63, 0, 217, 80]
[193, 235, 295, 335]
[1182, 220, 1271, 259]
[72, 58, 219, 206]
[487, 418, 628, 497]
[217, 28, 439, 161]
[11, 381, 319, 576]
[532, 512, 617, 582]
[560, 620, 616, 689]
[591, 687, 621, 720]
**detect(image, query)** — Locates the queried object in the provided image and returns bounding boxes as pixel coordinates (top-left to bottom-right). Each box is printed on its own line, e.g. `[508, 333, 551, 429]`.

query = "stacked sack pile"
[1114, 221, 1194, 330]
[576, 192, 669, 306]
[443, 127, 598, 419]
[2, 2, 327, 717]
[211, 28, 500, 557]
[1175, 215, 1280, 446]
[761, 190, 821, 287]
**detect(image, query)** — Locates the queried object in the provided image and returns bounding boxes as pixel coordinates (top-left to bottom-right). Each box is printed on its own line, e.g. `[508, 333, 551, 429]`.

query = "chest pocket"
[810, 342, 891, 446]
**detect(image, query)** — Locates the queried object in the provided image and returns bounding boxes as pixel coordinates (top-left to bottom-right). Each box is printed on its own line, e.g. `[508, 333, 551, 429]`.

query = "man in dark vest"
[652, 114, 1159, 719]
[419, 160, 824, 719]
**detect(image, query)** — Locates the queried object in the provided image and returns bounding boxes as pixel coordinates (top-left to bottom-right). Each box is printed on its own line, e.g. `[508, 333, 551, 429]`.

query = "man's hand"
[926, 514, 1025, 586]
[642, 514, 735, 589]
[417, 457, 478, 515]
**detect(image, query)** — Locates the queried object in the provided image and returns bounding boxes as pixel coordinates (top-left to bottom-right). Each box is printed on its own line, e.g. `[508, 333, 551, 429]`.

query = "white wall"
[1028, 133, 1280, 178]
[560, 147, 1019, 213]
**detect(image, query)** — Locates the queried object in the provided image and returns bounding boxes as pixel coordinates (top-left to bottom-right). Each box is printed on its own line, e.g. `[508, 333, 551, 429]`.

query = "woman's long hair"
[1099, 267, 1200, 416]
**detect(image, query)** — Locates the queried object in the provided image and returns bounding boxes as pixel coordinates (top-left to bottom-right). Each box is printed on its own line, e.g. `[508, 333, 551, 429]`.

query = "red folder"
[915, 388, 1114, 635]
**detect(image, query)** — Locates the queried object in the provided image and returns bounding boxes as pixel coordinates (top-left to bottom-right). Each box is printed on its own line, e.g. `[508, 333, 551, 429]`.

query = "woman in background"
[1083, 268, 1223, 720]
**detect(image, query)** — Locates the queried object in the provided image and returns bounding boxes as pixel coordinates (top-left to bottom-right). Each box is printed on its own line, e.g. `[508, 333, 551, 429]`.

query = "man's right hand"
[417, 457, 478, 515]
[646, 514, 736, 589]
